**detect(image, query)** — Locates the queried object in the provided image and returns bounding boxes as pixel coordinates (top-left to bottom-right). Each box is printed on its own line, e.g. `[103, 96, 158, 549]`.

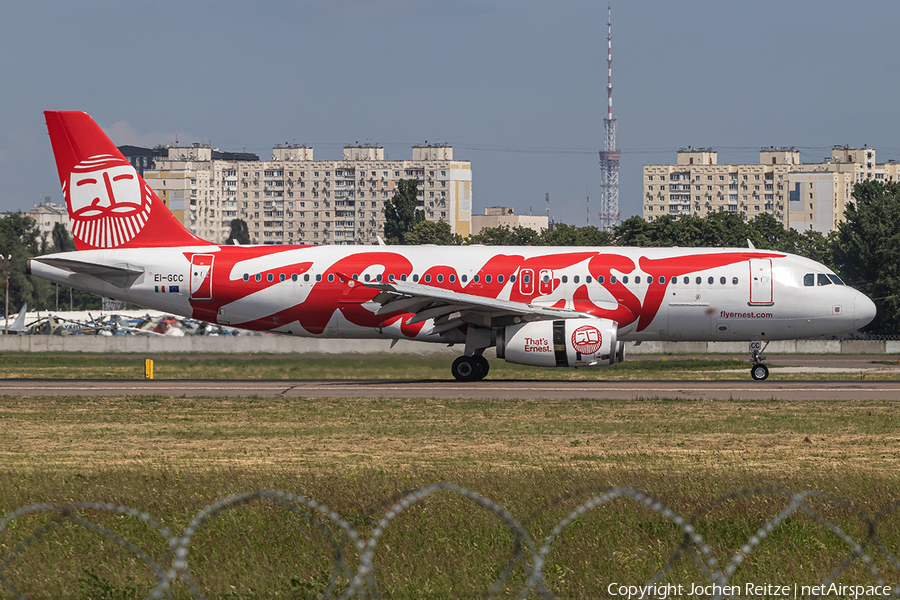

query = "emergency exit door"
[190, 254, 215, 301]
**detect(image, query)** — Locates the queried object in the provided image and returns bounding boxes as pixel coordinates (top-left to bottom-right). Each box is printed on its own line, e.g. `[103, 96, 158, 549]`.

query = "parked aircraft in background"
[28, 111, 876, 380]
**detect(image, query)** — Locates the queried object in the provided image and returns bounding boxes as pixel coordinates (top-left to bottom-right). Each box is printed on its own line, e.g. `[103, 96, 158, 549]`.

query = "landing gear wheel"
[452, 356, 476, 381]
[473, 355, 490, 380]
[451, 356, 489, 382]
[751, 364, 769, 381]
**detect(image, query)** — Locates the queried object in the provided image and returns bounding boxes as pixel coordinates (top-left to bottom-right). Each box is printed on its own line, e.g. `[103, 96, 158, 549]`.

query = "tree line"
[0, 216, 99, 314]
[2, 178, 897, 333]
[385, 179, 900, 335]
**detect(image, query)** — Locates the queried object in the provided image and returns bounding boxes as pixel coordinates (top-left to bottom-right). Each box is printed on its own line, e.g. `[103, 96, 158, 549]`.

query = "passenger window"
[303, 274, 309, 282]
[389, 274, 395, 282]
[610, 275, 616, 284]
[279, 273, 286, 282]
[622, 276, 629, 284]
[659, 276, 666, 284]
[561, 275, 568, 283]
[376, 274, 383, 282]
[255, 274, 262, 282]
[683, 276, 690, 284]
[449, 274, 456, 283]
[817, 273, 832, 286]
[316, 274, 322, 282]
[401, 274, 407, 281]
[486, 275, 492, 283]
[708, 277, 714, 284]
[574, 275, 580, 284]
[587, 276, 594, 283]
[436, 274, 443, 283]
[509, 274, 516, 283]
[696, 277, 701, 284]
[732, 277, 739, 285]
[474, 275, 481, 283]
[803, 273, 814, 286]
[364, 274, 370, 282]
[828, 274, 844, 285]
[328, 273, 335, 282]
[461, 274, 467, 282]
[242, 273, 249, 281]
[413, 274, 419, 282]
[292, 274, 298, 282]
[635, 276, 641, 284]
[522, 274, 529, 283]
[424, 274, 431, 283]
[671, 277, 677, 284]
[720, 277, 726, 285]
[497, 275, 503, 283]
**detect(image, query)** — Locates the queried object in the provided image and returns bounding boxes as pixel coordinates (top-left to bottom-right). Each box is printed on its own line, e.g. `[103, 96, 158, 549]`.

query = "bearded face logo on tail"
[62, 154, 152, 249]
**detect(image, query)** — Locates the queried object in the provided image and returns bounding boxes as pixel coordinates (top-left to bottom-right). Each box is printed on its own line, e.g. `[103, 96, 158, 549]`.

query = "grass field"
[2, 379, 900, 599]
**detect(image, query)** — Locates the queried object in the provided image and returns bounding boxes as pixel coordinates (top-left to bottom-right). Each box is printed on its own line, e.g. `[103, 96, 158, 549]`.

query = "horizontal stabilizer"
[28, 257, 144, 286]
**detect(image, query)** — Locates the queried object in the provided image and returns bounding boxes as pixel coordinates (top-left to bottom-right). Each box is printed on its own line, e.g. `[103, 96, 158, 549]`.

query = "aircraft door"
[539, 269, 555, 295]
[519, 269, 534, 295]
[190, 254, 215, 301]
[749, 258, 773, 305]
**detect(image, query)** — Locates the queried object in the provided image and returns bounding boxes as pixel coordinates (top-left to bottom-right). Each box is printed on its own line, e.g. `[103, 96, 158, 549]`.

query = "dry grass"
[2, 394, 900, 599]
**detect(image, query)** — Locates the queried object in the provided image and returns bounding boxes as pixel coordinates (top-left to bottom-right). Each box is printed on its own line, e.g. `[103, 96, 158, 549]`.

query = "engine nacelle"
[496, 318, 624, 368]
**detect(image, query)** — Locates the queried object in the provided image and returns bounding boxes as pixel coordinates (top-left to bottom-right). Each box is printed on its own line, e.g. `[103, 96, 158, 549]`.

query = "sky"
[2, 0, 900, 227]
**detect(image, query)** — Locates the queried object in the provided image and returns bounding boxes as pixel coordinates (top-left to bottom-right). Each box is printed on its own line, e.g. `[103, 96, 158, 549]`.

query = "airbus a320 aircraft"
[28, 111, 876, 381]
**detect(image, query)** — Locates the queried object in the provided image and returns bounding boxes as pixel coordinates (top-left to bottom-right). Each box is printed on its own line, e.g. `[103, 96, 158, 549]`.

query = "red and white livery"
[29, 111, 877, 380]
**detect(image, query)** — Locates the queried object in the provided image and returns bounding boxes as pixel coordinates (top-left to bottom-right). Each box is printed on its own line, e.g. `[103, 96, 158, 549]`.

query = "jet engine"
[496, 318, 624, 368]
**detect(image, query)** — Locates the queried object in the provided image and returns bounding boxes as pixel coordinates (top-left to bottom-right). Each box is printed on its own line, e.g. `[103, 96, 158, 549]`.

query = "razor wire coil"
[1, 484, 899, 600]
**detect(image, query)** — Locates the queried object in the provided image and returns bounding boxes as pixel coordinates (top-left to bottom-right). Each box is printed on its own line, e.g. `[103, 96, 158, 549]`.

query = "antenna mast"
[598, 5, 621, 230]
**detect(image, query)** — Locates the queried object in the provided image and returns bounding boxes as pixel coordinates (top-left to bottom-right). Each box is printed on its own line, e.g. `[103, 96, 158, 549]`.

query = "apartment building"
[139, 143, 472, 245]
[471, 207, 549, 236]
[643, 146, 895, 233]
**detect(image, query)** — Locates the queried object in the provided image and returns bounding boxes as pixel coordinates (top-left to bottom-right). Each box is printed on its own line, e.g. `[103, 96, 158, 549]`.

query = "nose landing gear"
[749, 340, 769, 380]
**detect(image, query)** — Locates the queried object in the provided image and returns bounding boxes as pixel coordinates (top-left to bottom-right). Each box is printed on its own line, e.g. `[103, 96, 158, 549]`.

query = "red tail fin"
[44, 110, 207, 250]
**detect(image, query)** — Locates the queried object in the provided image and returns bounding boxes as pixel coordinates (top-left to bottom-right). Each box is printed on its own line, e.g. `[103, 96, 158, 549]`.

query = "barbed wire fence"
[2, 483, 900, 599]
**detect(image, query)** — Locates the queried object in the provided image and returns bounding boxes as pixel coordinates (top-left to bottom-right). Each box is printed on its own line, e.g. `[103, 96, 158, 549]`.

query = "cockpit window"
[827, 274, 845, 286]
[803, 273, 814, 286]
[817, 273, 832, 286]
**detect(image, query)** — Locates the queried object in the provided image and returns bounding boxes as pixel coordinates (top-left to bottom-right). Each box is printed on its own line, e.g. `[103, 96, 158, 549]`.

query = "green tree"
[225, 218, 251, 245]
[384, 180, 424, 244]
[467, 225, 541, 246]
[403, 220, 462, 245]
[51, 222, 76, 252]
[45, 223, 100, 311]
[834, 180, 900, 334]
[539, 223, 614, 246]
[0, 213, 53, 312]
[614, 216, 656, 247]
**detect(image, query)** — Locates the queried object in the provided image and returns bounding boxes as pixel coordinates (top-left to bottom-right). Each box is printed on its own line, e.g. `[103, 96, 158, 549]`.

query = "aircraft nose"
[854, 292, 877, 330]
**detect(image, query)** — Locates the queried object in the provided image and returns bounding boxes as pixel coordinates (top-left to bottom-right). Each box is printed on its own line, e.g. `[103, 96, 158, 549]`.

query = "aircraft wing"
[348, 277, 591, 334]
[28, 257, 144, 287]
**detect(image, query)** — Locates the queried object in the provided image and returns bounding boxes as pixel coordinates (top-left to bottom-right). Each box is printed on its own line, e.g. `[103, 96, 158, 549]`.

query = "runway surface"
[3, 378, 900, 400]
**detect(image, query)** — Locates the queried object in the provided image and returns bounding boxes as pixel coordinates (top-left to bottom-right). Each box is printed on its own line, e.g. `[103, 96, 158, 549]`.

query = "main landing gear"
[451, 354, 490, 382]
[749, 340, 769, 381]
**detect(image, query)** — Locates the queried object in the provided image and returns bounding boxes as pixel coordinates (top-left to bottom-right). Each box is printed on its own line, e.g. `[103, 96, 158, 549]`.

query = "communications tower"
[597, 5, 621, 230]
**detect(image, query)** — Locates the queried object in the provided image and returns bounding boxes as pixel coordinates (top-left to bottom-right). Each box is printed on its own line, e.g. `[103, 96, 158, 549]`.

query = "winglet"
[748, 239, 756, 250]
